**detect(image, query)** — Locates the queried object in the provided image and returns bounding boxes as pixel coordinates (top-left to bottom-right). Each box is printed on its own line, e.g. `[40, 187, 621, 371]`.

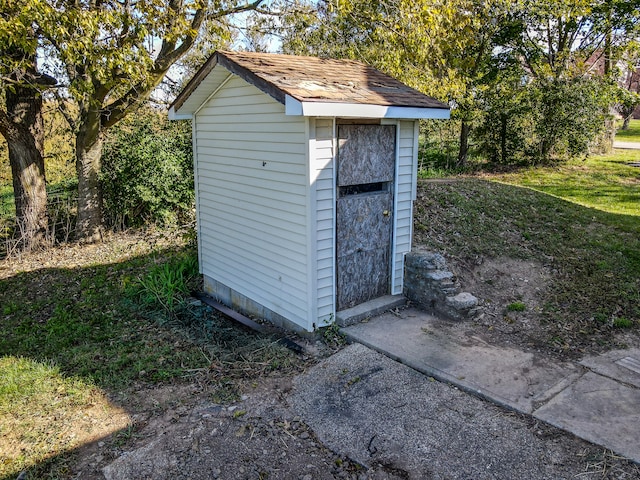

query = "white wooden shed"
[169, 51, 449, 332]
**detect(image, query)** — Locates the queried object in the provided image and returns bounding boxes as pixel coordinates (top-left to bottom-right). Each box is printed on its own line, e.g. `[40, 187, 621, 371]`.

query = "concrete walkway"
[342, 307, 640, 464]
[614, 140, 640, 150]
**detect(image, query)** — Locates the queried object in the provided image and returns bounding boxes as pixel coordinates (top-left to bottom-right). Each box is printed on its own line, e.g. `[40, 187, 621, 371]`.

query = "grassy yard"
[492, 150, 640, 218]
[616, 119, 640, 142]
[1, 124, 639, 478]
[0, 231, 305, 479]
[414, 148, 640, 356]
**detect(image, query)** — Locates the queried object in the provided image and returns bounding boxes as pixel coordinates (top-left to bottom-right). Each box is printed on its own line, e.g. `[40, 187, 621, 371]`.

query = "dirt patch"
[0, 228, 181, 280]
[65, 347, 640, 480]
[455, 256, 552, 346]
[4, 232, 640, 479]
[445, 255, 640, 357]
[70, 376, 399, 480]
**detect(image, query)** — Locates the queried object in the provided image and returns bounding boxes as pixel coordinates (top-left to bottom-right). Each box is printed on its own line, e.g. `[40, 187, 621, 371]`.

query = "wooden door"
[336, 124, 395, 310]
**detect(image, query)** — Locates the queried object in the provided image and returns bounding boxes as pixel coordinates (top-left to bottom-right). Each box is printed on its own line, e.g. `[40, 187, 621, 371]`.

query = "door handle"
[382, 210, 390, 217]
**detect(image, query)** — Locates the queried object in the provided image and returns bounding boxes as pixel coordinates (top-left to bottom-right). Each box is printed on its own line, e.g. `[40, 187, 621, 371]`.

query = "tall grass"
[130, 252, 200, 314]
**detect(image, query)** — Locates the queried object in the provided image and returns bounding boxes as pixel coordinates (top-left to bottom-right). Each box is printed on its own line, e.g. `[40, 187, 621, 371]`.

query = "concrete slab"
[290, 343, 627, 479]
[342, 309, 580, 413]
[534, 371, 640, 463]
[580, 348, 640, 389]
[335, 295, 406, 326]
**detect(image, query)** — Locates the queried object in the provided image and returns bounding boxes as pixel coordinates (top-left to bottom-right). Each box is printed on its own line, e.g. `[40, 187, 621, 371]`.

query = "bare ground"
[67, 365, 640, 480]
[69, 375, 406, 480]
[443, 255, 640, 356]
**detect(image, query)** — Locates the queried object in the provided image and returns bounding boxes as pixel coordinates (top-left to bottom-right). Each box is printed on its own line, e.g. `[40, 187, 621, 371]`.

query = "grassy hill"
[413, 148, 639, 357]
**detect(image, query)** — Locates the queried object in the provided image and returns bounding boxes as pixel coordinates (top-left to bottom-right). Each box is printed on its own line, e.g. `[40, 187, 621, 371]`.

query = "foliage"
[101, 108, 194, 229]
[1, 0, 266, 242]
[282, 0, 511, 98]
[282, 0, 640, 166]
[513, 0, 640, 79]
[474, 64, 534, 165]
[0, 102, 75, 186]
[281, 0, 518, 148]
[476, 74, 615, 164]
[320, 321, 347, 348]
[129, 251, 200, 314]
[616, 87, 640, 126]
[532, 77, 615, 159]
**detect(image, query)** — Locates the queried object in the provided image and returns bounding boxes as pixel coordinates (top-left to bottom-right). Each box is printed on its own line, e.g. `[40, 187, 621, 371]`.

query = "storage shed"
[169, 51, 449, 332]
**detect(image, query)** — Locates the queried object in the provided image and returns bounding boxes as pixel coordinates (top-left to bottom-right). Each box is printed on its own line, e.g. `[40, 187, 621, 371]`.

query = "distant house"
[584, 50, 640, 119]
[169, 51, 449, 332]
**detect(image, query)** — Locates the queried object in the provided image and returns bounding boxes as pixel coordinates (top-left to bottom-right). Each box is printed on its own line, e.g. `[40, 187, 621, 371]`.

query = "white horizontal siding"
[392, 120, 418, 295]
[195, 75, 310, 329]
[199, 137, 305, 155]
[310, 118, 336, 326]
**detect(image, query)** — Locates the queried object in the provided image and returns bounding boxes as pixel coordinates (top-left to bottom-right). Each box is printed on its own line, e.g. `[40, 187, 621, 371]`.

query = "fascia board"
[168, 106, 192, 120]
[286, 100, 450, 119]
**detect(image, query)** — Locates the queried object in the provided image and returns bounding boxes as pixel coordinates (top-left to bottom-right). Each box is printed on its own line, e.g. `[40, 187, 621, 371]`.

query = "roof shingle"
[172, 51, 449, 114]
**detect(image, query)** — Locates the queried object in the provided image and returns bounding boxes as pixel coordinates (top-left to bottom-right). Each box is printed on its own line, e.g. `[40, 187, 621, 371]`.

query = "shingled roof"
[170, 51, 449, 119]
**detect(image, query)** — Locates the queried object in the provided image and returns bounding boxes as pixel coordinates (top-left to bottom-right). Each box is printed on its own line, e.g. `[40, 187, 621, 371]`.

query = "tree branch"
[52, 90, 78, 132]
[101, 0, 266, 128]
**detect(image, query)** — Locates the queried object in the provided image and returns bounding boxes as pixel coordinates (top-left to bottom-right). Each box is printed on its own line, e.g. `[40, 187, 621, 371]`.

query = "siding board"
[199, 162, 306, 186]
[195, 76, 310, 329]
[199, 189, 306, 219]
[391, 120, 417, 295]
[199, 137, 306, 155]
[310, 118, 336, 326]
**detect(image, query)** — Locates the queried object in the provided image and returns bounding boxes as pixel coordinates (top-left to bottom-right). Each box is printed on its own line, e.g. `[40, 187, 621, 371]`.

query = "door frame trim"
[334, 121, 397, 310]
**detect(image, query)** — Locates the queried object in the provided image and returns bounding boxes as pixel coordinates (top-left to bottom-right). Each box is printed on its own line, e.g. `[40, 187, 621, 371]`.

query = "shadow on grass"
[0, 240, 301, 479]
[528, 183, 640, 220]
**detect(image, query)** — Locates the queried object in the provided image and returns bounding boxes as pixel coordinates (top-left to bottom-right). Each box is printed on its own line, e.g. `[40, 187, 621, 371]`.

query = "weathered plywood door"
[336, 124, 396, 310]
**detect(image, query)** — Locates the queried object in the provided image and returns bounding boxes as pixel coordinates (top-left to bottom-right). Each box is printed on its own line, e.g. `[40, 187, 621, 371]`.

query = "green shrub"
[101, 107, 194, 229]
[131, 252, 200, 314]
[476, 74, 614, 166]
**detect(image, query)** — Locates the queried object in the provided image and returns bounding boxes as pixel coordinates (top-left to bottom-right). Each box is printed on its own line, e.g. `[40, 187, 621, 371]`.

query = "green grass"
[507, 302, 526, 312]
[0, 232, 305, 479]
[0, 251, 205, 392]
[414, 155, 640, 356]
[616, 119, 640, 142]
[0, 356, 108, 477]
[492, 151, 640, 218]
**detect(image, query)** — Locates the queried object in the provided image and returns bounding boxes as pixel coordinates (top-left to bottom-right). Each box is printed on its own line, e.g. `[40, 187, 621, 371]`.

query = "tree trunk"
[457, 121, 471, 167]
[500, 115, 508, 164]
[75, 104, 104, 243]
[1, 82, 49, 251]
